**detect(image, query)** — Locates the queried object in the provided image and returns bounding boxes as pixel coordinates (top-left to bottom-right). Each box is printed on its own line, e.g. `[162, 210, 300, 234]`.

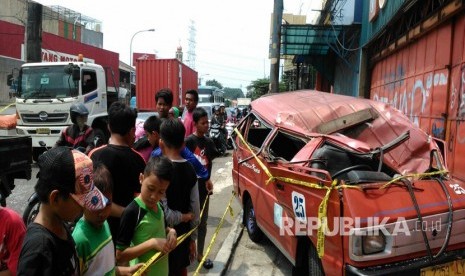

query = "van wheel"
[244, 198, 263, 242]
[293, 239, 324, 276]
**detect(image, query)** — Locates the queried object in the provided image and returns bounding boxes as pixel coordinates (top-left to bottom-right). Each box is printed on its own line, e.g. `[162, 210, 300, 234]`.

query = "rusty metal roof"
[251, 90, 434, 174]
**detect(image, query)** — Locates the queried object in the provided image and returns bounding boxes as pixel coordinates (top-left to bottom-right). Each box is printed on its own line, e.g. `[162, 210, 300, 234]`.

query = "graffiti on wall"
[449, 65, 465, 145]
[450, 65, 465, 118]
[373, 70, 448, 129]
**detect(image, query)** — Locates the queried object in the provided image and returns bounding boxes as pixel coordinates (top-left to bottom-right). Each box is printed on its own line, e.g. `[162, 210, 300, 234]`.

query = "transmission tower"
[187, 19, 196, 69]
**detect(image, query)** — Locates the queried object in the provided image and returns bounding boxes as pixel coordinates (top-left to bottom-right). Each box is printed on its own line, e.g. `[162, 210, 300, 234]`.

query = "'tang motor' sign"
[41, 49, 95, 63]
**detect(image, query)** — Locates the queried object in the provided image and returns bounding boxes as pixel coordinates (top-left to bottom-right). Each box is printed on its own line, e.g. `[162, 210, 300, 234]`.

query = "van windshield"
[18, 66, 78, 99]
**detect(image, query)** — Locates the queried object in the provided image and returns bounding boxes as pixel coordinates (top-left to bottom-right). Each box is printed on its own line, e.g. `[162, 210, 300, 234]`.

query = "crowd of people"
[0, 88, 221, 276]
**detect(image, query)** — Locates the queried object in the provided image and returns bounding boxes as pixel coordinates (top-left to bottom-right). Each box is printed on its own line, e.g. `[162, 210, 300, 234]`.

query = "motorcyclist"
[210, 107, 227, 154]
[54, 103, 96, 154]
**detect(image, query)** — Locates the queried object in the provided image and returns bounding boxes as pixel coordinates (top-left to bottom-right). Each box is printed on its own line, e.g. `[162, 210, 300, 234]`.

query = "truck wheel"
[32, 147, 45, 162]
[293, 239, 324, 276]
[244, 198, 263, 242]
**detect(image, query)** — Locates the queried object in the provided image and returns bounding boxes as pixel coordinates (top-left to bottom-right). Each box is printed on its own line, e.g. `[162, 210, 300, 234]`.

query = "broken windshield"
[17, 65, 78, 100]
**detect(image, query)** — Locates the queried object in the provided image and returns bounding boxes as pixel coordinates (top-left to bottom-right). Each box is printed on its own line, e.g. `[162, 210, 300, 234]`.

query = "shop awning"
[280, 24, 343, 56]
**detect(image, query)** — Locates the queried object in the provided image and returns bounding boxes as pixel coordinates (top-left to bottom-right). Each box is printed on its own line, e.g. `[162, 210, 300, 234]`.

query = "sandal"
[202, 258, 214, 269]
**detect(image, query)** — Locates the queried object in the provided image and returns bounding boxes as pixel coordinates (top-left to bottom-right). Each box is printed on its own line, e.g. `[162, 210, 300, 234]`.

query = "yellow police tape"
[380, 170, 449, 189]
[0, 102, 15, 114]
[193, 193, 235, 276]
[233, 128, 450, 258]
[132, 192, 235, 276]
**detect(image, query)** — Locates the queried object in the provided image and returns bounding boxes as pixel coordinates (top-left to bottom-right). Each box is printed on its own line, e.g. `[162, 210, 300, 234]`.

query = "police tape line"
[132, 192, 236, 275]
[193, 193, 235, 276]
[0, 103, 15, 114]
[233, 128, 449, 258]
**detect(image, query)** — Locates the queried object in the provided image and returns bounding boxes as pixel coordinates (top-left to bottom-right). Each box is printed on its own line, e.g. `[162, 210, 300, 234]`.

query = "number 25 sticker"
[292, 191, 306, 223]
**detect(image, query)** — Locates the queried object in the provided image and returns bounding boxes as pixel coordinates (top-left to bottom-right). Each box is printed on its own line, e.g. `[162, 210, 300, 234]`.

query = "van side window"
[82, 70, 97, 94]
[269, 131, 307, 161]
[245, 114, 271, 149]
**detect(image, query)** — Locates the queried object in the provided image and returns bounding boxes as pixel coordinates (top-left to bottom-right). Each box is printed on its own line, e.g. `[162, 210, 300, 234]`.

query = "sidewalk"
[205, 211, 293, 276]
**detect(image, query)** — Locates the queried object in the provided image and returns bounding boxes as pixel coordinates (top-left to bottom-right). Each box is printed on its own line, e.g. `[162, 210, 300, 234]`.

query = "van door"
[235, 114, 275, 234]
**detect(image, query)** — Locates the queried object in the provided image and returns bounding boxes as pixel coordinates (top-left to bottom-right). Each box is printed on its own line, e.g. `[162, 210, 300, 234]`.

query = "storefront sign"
[41, 49, 94, 63]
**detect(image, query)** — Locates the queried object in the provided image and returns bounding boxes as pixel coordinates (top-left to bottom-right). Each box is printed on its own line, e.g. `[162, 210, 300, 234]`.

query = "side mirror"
[72, 67, 80, 82]
[64, 64, 81, 81]
[6, 74, 13, 86]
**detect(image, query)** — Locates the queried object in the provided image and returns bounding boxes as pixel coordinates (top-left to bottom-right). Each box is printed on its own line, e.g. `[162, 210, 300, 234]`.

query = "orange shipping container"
[135, 59, 198, 111]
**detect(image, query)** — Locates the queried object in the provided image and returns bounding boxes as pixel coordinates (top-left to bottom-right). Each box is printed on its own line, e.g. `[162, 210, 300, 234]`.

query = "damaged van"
[232, 90, 465, 275]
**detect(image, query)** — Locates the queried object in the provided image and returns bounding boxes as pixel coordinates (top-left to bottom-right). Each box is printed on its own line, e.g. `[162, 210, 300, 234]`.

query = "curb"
[208, 211, 244, 275]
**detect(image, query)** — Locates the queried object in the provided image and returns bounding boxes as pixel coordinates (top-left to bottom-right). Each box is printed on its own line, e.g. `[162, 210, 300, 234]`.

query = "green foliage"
[223, 87, 245, 100]
[246, 78, 288, 100]
[205, 79, 223, 89]
[224, 98, 232, 107]
[247, 78, 269, 100]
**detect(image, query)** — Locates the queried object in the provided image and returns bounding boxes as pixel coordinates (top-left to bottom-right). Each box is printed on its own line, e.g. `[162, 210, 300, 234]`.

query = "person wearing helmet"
[55, 103, 96, 154]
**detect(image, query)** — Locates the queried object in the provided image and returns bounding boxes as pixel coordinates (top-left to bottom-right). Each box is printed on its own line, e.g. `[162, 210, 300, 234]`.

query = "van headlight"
[352, 232, 387, 256]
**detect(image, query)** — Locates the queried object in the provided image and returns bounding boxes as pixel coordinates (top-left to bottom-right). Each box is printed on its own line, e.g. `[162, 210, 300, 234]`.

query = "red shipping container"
[135, 59, 198, 111]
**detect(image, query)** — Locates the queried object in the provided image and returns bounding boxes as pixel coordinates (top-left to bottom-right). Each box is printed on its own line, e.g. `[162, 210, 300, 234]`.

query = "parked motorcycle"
[209, 123, 227, 156]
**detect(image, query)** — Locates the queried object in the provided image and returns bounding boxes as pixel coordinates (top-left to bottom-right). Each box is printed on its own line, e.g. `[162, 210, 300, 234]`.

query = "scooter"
[225, 121, 235, 150]
[209, 123, 227, 156]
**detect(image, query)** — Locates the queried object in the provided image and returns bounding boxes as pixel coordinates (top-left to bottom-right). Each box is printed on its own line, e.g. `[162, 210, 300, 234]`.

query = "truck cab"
[14, 60, 111, 160]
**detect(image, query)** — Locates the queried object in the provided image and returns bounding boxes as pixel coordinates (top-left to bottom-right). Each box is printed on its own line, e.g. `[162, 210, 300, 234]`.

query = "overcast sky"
[35, 0, 322, 91]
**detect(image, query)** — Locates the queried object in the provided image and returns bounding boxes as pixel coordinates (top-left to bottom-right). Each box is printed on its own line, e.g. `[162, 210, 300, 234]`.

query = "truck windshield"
[17, 66, 78, 99]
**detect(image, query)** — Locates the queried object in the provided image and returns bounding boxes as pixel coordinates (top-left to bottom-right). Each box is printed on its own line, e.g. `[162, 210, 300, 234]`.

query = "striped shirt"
[72, 219, 115, 276]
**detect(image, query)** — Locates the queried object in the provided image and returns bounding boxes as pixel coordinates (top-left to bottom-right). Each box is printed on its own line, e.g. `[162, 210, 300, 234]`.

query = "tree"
[205, 79, 223, 89]
[247, 78, 269, 100]
[223, 87, 244, 100]
[247, 78, 287, 100]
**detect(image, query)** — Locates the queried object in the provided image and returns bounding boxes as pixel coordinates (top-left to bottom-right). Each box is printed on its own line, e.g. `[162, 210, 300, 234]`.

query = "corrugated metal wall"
[333, 51, 361, 96]
[361, 0, 405, 45]
[446, 15, 465, 181]
[136, 59, 198, 111]
[369, 19, 465, 181]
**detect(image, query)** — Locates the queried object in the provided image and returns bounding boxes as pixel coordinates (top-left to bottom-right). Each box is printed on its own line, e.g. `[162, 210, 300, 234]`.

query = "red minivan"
[232, 90, 465, 275]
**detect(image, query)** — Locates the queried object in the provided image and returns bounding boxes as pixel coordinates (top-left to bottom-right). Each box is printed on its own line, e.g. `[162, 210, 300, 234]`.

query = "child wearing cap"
[17, 147, 108, 276]
[116, 156, 177, 276]
[72, 163, 143, 276]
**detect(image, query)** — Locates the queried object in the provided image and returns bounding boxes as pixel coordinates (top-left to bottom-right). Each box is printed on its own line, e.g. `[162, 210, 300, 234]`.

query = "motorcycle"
[225, 121, 235, 150]
[22, 141, 49, 225]
[209, 123, 227, 156]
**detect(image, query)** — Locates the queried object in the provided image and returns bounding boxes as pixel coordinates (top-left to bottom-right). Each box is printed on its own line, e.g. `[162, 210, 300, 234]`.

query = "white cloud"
[35, 0, 322, 90]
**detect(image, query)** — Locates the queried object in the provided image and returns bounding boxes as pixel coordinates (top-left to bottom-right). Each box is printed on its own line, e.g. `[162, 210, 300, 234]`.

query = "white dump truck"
[11, 55, 127, 160]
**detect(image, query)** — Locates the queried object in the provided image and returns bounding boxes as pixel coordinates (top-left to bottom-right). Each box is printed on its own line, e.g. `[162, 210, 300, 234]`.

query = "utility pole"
[269, 0, 283, 93]
[27, 2, 42, 62]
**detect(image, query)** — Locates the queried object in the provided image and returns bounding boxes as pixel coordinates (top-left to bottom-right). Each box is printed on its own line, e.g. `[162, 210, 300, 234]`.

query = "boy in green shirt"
[73, 163, 143, 276]
[116, 157, 177, 276]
